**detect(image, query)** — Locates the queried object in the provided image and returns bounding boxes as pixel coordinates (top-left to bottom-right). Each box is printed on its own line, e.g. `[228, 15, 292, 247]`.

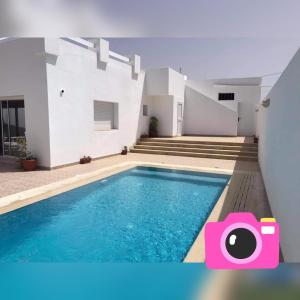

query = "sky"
[1, 0, 300, 90]
[1, 0, 300, 37]
[108, 38, 300, 84]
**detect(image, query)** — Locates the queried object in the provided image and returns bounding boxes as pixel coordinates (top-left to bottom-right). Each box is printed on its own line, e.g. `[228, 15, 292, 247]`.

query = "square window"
[218, 93, 235, 101]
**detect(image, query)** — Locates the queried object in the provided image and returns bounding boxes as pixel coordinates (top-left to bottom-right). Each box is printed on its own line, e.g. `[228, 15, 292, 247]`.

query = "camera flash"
[261, 226, 275, 235]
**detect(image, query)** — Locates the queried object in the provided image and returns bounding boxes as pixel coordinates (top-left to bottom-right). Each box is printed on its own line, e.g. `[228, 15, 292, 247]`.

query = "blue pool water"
[0, 166, 229, 262]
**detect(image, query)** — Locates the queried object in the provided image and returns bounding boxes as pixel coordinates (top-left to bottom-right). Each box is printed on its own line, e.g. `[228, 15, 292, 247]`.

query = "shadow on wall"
[183, 86, 238, 136]
[134, 77, 149, 141]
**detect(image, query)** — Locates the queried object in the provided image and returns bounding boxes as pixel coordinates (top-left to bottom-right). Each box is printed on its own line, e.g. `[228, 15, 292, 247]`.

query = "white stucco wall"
[168, 68, 185, 99]
[145, 68, 185, 137]
[186, 80, 261, 136]
[45, 38, 148, 168]
[183, 87, 238, 136]
[215, 85, 261, 136]
[150, 96, 174, 136]
[0, 38, 51, 167]
[146, 68, 169, 96]
[257, 48, 300, 262]
[145, 68, 185, 98]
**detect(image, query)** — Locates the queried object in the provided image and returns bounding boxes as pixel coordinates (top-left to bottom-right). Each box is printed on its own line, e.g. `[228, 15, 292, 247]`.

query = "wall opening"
[93, 100, 119, 131]
[218, 93, 235, 101]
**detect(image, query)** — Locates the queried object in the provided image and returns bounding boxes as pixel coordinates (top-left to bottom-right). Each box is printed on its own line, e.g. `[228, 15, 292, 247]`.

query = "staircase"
[131, 138, 258, 161]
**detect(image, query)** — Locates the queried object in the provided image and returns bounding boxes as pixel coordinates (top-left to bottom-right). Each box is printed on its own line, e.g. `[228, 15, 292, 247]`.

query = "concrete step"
[137, 141, 258, 152]
[140, 138, 258, 148]
[134, 144, 258, 157]
[130, 148, 258, 161]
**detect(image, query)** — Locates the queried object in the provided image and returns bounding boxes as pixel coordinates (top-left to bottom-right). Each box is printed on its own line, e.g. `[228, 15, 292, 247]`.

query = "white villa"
[0, 37, 299, 262]
[0, 38, 261, 168]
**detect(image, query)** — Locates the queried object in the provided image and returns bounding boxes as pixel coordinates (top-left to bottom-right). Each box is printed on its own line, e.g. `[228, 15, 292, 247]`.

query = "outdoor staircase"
[130, 138, 258, 161]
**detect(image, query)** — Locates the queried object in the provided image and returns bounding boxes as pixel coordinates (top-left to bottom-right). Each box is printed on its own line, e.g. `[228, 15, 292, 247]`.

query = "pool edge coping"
[183, 176, 232, 263]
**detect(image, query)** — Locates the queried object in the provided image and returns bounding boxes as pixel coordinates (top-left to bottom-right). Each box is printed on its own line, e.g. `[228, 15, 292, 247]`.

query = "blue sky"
[98, 0, 300, 38]
[1, 0, 300, 87]
[108, 38, 300, 82]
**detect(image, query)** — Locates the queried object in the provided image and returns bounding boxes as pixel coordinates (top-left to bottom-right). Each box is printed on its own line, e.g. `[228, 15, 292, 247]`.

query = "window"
[143, 105, 148, 116]
[94, 101, 118, 130]
[218, 93, 235, 101]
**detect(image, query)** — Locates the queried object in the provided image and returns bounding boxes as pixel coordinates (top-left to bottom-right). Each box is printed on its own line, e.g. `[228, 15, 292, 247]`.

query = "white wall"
[183, 87, 238, 136]
[45, 38, 148, 168]
[146, 68, 169, 96]
[0, 38, 51, 167]
[168, 68, 185, 98]
[145, 67, 185, 137]
[146, 67, 185, 97]
[257, 48, 300, 262]
[216, 85, 261, 136]
[186, 80, 261, 136]
[150, 96, 175, 136]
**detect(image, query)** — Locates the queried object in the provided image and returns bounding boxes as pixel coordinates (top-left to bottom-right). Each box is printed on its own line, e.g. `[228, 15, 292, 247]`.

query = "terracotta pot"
[21, 159, 37, 171]
[80, 156, 92, 164]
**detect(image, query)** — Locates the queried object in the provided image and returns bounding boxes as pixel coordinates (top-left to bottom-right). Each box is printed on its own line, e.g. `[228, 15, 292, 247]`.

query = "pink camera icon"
[205, 212, 279, 269]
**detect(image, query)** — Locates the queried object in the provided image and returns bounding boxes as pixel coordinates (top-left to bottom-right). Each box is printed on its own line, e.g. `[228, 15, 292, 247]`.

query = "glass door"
[0, 100, 25, 156]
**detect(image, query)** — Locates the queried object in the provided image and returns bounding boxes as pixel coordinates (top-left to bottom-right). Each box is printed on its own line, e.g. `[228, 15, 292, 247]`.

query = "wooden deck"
[219, 170, 272, 221]
[185, 160, 274, 263]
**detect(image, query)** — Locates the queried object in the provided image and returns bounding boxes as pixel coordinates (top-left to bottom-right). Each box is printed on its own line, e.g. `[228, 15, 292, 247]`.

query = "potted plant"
[121, 146, 128, 155]
[16, 137, 37, 171]
[149, 116, 159, 137]
[80, 156, 92, 164]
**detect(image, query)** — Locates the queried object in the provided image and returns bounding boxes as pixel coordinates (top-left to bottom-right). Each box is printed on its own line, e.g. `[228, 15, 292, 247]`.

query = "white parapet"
[44, 38, 60, 56]
[131, 54, 141, 76]
[95, 38, 109, 64]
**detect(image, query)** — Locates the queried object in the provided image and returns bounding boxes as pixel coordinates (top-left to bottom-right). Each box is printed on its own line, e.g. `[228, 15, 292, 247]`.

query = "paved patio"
[0, 151, 273, 262]
[0, 152, 260, 198]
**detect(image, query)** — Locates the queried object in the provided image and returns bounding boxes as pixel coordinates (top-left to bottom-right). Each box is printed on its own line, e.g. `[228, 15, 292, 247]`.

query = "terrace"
[0, 136, 271, 262]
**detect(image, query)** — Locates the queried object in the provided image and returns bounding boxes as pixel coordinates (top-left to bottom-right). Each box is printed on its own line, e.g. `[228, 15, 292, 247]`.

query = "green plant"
[16, 137, 36, 160]
[149, 116, 159, 137]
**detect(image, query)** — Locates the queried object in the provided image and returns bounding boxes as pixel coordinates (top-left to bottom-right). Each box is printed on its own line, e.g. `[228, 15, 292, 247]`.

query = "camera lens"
[225, 228, 257, 259]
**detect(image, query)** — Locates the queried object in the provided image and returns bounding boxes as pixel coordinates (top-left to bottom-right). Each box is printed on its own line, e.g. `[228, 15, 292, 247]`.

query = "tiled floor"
[0, 153, 260, 198]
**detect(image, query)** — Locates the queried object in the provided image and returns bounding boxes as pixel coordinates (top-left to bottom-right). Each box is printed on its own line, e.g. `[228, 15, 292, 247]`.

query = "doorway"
[0, 100, 25, 156]
[177, 103, 183, 136]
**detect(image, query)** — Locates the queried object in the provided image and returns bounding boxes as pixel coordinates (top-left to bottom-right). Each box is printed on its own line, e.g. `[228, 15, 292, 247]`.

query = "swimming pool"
[0, 166, 230, 262]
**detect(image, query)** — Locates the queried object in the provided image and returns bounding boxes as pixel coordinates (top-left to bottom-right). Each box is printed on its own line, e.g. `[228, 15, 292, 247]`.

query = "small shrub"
[16, 137, 36, 160]
[149, 116, 159, 137]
